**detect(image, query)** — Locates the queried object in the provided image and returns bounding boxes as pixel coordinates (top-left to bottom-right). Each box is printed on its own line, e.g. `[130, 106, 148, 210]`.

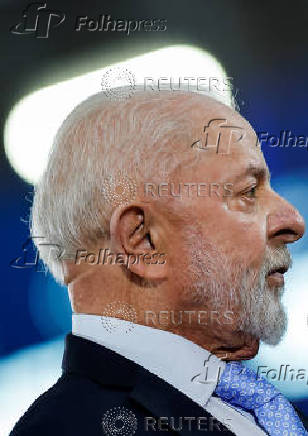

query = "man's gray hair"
[31, 86, 235, 283]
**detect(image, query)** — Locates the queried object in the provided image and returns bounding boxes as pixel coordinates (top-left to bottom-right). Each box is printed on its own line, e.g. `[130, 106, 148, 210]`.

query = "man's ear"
[109, 204, 167, 279]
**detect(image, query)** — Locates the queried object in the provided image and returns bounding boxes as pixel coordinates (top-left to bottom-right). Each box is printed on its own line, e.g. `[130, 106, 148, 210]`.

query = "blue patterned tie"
[214, 361, 308, 435]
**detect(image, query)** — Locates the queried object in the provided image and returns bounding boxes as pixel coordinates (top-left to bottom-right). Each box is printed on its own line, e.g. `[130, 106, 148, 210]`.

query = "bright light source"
[4, 45, 231, 184]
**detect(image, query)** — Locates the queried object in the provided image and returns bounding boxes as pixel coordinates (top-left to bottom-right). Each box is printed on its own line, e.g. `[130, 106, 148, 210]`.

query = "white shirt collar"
[72, 313, 267, 435]
[72, 313, 225, 408]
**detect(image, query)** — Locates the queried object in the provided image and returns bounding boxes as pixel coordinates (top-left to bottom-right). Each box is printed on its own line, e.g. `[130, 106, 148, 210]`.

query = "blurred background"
[1, 1, 308, 435]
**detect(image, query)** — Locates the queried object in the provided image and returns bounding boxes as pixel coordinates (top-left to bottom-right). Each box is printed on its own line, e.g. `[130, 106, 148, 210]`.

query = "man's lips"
[266, 267, 288, 286]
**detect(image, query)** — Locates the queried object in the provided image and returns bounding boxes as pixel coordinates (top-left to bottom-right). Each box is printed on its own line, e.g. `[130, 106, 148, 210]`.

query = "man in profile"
[11, 89, 307, 435]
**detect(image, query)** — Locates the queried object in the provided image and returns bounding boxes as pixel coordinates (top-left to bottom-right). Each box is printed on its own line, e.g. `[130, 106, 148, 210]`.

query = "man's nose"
[267, 193, 305, 244]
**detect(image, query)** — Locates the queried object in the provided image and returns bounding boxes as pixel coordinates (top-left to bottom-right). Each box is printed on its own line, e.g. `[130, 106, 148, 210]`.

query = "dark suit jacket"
[9, 334, 308, 436]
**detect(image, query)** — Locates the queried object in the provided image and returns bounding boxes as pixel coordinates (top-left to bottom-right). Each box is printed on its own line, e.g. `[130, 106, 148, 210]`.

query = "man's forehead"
[179, 134, 269, 183]
[191, 97, 253, 130]
[168, 96, 259, 156]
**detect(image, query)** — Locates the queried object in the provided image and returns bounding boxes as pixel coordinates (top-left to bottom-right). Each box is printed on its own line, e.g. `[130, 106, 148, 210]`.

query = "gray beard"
[181, 229, 290, 345]
[237, 264, 287, 345]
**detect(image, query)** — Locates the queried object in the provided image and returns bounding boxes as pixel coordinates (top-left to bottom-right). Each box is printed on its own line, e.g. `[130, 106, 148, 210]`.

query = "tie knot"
[214, 361, 279, 410]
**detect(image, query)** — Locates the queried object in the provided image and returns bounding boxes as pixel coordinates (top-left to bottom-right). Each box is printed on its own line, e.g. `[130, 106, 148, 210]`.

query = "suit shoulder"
[9, 373, 123, 436]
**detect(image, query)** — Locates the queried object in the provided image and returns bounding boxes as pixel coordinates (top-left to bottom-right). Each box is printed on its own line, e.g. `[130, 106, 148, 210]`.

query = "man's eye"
[243, 186, 257, 198]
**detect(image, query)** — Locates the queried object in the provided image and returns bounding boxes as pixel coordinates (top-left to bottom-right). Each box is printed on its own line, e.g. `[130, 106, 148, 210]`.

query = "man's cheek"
[237, 229, 267, 271]
[226, 196, 258, 213]
[225, 220, 266, 267]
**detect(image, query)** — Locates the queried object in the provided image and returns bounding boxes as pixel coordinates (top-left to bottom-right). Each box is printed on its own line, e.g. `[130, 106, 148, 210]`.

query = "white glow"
[4, 45, 230, 184]
[0, 338, 63, 436]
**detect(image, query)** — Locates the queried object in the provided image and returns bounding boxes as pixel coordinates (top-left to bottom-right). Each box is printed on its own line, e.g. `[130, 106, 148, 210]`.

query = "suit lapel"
[129, 368, 235, 436]
[292, 403, 308, 431]
[63, 334, 235, 435]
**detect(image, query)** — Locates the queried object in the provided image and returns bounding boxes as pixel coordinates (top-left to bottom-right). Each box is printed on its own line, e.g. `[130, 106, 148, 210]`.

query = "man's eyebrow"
[234, 164, 271, 183]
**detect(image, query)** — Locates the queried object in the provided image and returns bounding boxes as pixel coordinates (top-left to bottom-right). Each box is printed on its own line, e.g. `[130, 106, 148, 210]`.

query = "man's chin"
[239, 323, 287, 347]
[239, 285, 288, 346]
[261, 288, 288, 345]
[260, 311, 288, 345]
